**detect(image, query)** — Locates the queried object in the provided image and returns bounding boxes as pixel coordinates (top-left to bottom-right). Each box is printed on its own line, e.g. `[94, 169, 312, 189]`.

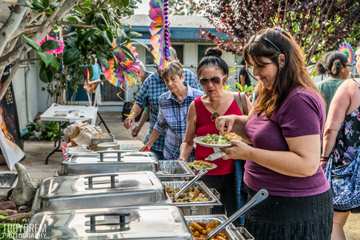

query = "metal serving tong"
[207, 188, 269, 240]
[174, 169, 208, 199]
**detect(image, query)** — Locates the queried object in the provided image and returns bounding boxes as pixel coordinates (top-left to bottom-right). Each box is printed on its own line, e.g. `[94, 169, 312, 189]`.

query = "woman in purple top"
[216, 28, 332, 240]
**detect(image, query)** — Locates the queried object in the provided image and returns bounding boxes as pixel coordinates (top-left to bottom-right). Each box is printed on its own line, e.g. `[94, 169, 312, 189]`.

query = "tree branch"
[0, 0, 29, 56]
[59, 21, 95, 28]
[0, 58, 21, 101]
[306, 0, 335, 63]
[0, 0, 80, 98]
[38, 0, 80, 40]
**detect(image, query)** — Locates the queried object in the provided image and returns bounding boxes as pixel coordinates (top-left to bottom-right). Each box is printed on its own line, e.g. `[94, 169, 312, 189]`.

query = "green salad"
[201, 134, 230, 145]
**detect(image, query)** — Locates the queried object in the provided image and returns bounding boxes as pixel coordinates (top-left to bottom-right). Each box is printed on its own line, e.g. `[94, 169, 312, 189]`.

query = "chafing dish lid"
[66, 152, 157, 164]
[39, 171, 163, 198]
[27, 206, 191, 239]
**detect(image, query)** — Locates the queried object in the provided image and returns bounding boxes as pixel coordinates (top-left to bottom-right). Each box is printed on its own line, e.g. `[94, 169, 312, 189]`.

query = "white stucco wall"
[12, 63, 52, 132]
[183, 43, 198, 70]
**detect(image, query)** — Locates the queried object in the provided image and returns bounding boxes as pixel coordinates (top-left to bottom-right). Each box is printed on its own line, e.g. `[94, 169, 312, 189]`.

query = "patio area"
[0, 112, 359, 240]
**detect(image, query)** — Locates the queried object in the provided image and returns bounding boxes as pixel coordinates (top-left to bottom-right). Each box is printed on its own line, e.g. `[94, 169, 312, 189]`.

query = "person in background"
[238, 65, 252, 87]
[322, 46, 360, 240]
[317, 51, 351, 114]
[130, 62, 150, 138]
[141, 61, 203, 159]
[179, 47, 251, 216]
[216, 28, 332, 240]
[314, 54, 328, 83]
[123, 48, 200, 160]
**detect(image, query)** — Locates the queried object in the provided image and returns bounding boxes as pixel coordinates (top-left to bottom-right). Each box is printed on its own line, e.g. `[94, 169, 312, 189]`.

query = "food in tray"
[201, 134, 231, 145]
[187, 160, 217, 171]
[165, 186, 209, 202]
[188, 220, 229, 240]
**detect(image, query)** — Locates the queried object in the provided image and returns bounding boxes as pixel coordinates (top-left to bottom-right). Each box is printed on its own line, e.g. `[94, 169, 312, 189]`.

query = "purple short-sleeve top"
[244, 87, 330, 197]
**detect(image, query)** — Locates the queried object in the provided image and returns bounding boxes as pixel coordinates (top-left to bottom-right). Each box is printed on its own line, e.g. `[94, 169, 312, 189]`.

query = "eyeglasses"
[199, 76, 223, 85]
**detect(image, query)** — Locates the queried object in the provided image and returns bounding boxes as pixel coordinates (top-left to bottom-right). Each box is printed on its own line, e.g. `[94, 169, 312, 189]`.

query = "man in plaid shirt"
[123, 50, 200, 159]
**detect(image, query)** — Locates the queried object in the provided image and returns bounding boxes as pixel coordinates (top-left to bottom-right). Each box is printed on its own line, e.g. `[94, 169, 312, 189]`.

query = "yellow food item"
[222, 132, 242, 141]
[188, 220, 229, 240]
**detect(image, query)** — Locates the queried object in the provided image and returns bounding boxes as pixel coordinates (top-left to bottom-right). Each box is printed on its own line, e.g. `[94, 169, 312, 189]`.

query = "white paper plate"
[193, 136, 232, 148]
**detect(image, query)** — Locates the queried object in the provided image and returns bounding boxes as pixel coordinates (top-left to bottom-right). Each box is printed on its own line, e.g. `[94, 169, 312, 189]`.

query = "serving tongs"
[207, 188, 269, 240]
[174, 169, 208, 199]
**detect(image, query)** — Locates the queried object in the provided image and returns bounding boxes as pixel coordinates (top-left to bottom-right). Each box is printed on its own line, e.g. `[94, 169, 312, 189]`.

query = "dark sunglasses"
[199, 76, 223, 85]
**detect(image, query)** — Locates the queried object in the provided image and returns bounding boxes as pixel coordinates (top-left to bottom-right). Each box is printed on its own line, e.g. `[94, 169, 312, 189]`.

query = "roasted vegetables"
[201, 134, 230, 145]
[188, 220, 229, 240]
[165, 186, 209, 202]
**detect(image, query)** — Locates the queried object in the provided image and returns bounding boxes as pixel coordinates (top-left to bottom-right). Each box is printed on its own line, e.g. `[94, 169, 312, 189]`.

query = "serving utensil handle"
[207, 189, 269, 239]
[174, 169, 208, 199]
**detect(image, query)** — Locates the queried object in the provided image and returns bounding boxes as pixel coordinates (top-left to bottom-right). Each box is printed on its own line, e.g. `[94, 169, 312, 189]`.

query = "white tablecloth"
[40, 104, 98, 125]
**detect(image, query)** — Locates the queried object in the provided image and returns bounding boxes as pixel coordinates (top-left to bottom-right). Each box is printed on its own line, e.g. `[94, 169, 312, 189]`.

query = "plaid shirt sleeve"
[154, 105, 167, 135]
[135, 74, 153, 108]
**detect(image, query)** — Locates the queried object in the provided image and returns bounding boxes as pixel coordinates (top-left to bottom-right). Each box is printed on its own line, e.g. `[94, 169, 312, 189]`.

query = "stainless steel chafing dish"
[185, 215, 254, 240]
[60, 151, 194, 180]
[32, 171, 166, 212]
[59, 151, 158, 175]
[163, 181, 222, 216]
[24, 205, 192, 239]
[156, 160, 195, 180]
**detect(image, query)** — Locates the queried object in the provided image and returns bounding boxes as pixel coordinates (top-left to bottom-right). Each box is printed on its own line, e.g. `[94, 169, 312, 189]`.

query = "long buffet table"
[25, 122, 255, 239]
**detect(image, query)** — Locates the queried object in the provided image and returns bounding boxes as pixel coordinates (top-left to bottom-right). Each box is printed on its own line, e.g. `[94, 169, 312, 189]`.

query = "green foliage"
[235, 83, 254, 95]
[22, 35, 41, 51]
[168, 0, 200, 15]
[40, 40, 59, 51]
[23, 121, 60, 141]
[23, 36, 60, 83]
[23, 0, 140, 101]
[27, 0, 56, 15]
[201, 0, 360, 64]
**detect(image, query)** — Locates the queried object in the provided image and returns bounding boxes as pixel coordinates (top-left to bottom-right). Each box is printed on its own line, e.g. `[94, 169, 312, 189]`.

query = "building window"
[198, 45, 215, 63]
[145, 46, 155, 65]
[101, 81, 124, 102]
[145, 44, 184, 64]
[172, 45, 184, 63]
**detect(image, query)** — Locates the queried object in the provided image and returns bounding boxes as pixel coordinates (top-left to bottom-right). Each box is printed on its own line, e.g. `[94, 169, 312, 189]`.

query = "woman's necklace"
[211, 112, 219, 121]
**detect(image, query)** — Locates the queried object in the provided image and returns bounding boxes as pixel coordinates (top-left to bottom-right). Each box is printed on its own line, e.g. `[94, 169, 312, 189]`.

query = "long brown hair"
[244, 28, 319, 117]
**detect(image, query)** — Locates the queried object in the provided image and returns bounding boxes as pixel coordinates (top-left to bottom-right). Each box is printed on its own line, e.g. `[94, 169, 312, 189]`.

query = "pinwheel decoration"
[338, 42, 355, 65]
[149, 0, 171, 70]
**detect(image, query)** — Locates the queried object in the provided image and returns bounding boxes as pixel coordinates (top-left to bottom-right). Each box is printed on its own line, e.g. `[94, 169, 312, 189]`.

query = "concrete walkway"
[0, 112, 359, 239]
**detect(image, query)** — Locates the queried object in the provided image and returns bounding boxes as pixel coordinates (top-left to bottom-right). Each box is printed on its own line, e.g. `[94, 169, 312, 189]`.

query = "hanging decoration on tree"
[149, 0, 171, 69]
[338, 42, 355, 65]
[101, 43, 141, 88]
[35, 33, 65, 55]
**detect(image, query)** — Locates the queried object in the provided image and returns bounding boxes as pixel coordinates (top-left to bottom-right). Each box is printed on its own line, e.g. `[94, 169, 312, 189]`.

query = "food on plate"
[200, 134, 230, 145]
[222, 132, 242, 141]
[187, 160, 217, 171]
[188, 220, 229, 240]
[165, 186, 209, 202]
